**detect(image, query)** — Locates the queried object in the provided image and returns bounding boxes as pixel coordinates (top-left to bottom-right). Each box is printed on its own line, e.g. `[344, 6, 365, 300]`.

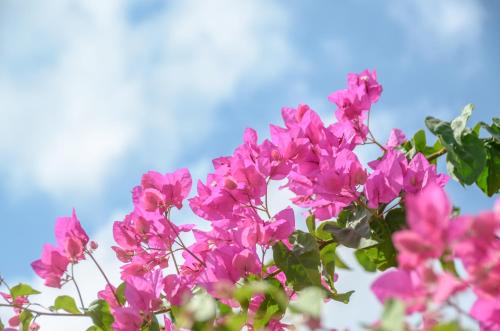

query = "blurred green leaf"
[53, 295, 81, 314]
[378, 299, 405, 331]
[87, 299, 114, 331]
[273, 231, 321, 291]
[330, 290, 355, 304]
[19, 310, 33, 331]
[290, 287, 326, 317]
[10, 283, 40, 300]
[306, 214, 316, 234]
[476, 139, 500, 196]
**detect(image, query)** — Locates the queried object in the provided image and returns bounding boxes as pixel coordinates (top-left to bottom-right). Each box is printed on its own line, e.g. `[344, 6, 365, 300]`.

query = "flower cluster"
[31, 209, 90, 288]
[372, 183, 500, 330]
[2, 69, 496, 331]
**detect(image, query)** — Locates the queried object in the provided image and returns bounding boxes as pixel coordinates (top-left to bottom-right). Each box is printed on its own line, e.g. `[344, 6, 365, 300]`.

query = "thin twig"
[0, 303, 88, 317]
[427, 147, 447, 162]
[71, 264, 85, 310]
[85, 249, 121, 306]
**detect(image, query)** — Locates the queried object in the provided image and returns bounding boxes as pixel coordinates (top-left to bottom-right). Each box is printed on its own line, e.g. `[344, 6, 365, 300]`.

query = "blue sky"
[0, 0, 498, 329]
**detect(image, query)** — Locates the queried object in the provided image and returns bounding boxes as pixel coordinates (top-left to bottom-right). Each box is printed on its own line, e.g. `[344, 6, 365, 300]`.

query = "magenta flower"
[31, 244, 70, 288]
[54, 208, 89, 260]
[364, 150, 407, 208]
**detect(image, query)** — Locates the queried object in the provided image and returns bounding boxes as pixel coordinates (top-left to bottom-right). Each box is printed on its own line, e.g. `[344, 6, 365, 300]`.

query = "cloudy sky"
[0, 0, 498, 330]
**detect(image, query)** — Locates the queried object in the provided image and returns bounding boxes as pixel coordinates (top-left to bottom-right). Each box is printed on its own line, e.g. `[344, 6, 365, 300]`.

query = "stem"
[170, 243, 180, 274]
[447, 300, 477, 324]
[264, 269, 282, 279]
[85, 250, 121, 306]
[70, 264, 85, 309]
[427, 147, 447, 162]
[263, 178, 272, 219]
[0, 303, 88, 317]
[0, 275, 12, 292]
[318, 238, 336, 250]
[165, 216, 206, 267]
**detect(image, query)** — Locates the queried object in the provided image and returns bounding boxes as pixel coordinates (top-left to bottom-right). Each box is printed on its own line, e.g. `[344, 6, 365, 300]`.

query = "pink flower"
[54, 208, 89, 261]
[364, 150, 407, 208]
[124, 269, 163, 313]
[394, 182, 450, 269]
[261, 207, 295, 245]
[164, 274, 191, 305]
[98, 284, 120, 309]
[112, 307, 143, 331]
[371, 269, 426, 313]
[403, 153, 448, 193]
[385, 128, 406, 149]
[448, 209, 500, 298]
[31, 244, 70, 288]
[138, 168, 192, 212]
[470, 296, 500, 331]
[347, 69, 383, 104]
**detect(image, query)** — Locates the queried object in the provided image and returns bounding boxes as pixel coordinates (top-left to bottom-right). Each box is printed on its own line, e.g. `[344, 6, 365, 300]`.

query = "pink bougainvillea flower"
[403, 153, 448, 194]
[371, 269, 426, 313]
[124, 269, 163, 313]
[364, 150, 407, 208]
[385, 128, 406, 149]
[138, 168, 192, 212]
[261, 207, 295, 245]
[98, 284, 120, 309]
[112, 307, 143, 331]
[470, 296, 500, 331]
[448, 209, 500, 298]
[394, 182, 451, 269]
[164, 274, 191, 305]
[31, 244, 70, 288]
[54, 208, 89, 261]
[347, 69, 383, 104]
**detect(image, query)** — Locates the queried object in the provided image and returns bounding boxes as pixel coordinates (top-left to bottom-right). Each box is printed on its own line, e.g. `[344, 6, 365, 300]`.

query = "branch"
[0, 303, 89, 317]
[427, 147, 447, 162]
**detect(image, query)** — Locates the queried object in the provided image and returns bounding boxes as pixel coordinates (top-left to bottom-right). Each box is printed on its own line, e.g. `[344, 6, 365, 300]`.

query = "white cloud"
[389, 0, 484, 60]
[0, 0, 295, 200]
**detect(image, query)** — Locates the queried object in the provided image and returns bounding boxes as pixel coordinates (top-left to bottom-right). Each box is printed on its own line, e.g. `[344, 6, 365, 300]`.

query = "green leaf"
[384, 208, 406, 233]
[0, 317, 4, 330]
[322, 206, 377, 249]
[378, 299, 405, 331]
[217, 301, 232, 315]
[474, 120, 500, 141]
[273, 231, 321, 291]
[19, 310, 33, 331]
[451, 104, 474, 143]
[355, 248, 377, 272]
[476, 139, 500, 196]
[289, 287, 326, 318]
[143, 315, 161, 331]
[431, 321, 464, 331]
[426, 115, 486, 185]
[115, 282, 126, 306]
[54, 295, 81, 314]
[87, 300, 114, 331]
[330, 290, 355, 304]
[254, 294, 283, 329]
[306, 214, 316, 234]
[412, 129, 427, 152]
[315, 221, 334, 241]
[10, 283, 41, 300]
[445, 132, 486, 185]
[86, 327, 103, 331]
[360, 210, 403, 272]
